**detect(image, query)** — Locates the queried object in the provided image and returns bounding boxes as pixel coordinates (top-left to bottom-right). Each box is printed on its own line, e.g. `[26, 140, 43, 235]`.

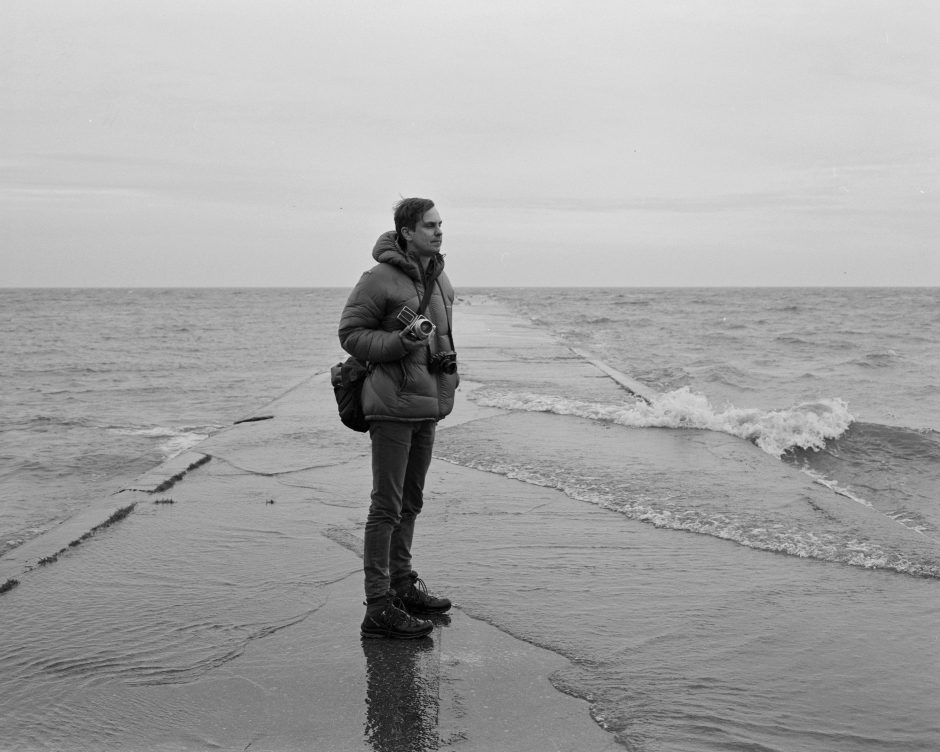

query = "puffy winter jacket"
[338, 231, 457, 423]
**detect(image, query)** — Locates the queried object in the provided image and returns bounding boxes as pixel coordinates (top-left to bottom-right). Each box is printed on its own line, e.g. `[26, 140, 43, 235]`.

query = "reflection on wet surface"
[362, 636, 441, 752]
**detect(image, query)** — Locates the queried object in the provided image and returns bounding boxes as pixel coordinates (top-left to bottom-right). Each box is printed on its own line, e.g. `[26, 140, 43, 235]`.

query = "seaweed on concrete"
[151, 455, 211, 494]
[32, 503, 138, 571]
[97, 504, 136, 529]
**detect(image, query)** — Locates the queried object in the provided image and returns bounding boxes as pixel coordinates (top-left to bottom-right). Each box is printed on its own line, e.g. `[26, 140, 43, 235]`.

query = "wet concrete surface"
[0, 300, 624, 751]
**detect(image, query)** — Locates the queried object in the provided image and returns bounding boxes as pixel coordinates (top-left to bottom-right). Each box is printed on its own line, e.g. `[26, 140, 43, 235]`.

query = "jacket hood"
[372, 230, 443, 282]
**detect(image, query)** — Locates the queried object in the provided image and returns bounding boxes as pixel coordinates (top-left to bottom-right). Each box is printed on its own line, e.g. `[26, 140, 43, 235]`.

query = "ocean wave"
[574, 314, 615, 325]
[774, 334, 813, 346]
[787, 422, 940, 537]
[695, 363, 761, 390]
[109, 425, 215, 459]
[848, 350, 902, 368]
[17, 415, 95, 430]
[436, 452, 940, 579]
[798, 467, 873, 507]
[158, 432, 211, 459]
[467, 387, 854, 457]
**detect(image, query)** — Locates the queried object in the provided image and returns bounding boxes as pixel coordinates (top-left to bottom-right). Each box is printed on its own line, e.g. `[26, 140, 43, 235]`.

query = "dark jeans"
[364, 420, 437, 602]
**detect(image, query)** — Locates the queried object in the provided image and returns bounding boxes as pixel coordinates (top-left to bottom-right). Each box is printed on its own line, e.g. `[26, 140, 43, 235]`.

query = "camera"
[397, 306, 436, 341]
[428, 350, 458, 375]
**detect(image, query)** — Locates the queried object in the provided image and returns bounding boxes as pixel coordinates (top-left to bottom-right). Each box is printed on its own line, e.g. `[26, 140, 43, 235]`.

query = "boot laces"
[408, 574, 431, 598]
[386, 597, 426, 628]
[397, 572, 433, 602]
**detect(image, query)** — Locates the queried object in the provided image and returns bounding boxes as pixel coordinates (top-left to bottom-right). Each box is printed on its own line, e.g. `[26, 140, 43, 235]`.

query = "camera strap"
[415, 271, 437, 318]
[415, 258, 442, 316]
[437, 279, 455, 350]
[415, 261, 455, 352]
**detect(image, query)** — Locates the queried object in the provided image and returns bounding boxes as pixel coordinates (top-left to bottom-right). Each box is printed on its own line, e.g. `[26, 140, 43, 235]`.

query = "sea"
[479, 286, 940, 573]
[1, 286, 938, 751]
[0, 288, 328, 559]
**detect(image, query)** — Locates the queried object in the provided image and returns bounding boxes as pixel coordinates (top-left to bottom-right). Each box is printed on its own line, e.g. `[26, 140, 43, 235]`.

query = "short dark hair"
[394, 197, 435, 250]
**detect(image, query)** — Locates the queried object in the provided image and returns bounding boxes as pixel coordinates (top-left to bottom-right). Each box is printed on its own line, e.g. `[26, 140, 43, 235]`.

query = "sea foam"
[468, 386, 855, 457]
[110, 425, 215, 459]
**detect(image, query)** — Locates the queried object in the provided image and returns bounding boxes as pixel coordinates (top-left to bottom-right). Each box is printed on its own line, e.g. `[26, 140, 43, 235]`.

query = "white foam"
[439, 455, 940, 578]
[468, 386, 855, 458]
[157, 432, 210, 459]
[109, 425, 214, 459]
[800, 467, 872, 506]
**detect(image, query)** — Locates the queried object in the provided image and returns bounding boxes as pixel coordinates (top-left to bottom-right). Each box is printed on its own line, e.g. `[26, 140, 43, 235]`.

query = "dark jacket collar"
[371, 231, 443, 283]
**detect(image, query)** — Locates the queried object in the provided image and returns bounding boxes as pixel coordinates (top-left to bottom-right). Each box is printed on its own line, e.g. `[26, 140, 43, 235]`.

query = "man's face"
[403, 207, 443, 257]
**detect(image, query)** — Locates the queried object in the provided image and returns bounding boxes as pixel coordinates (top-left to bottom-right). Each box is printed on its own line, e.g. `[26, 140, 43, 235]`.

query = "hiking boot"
[393, 572, 452, 615]
[361, 596, 433, 640]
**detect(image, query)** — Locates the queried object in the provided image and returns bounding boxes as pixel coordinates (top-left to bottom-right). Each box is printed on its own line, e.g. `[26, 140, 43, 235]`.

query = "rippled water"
[2, 287, 938, 751]
[483, 287, 940, 574]
[0, 288, 347, 556]
[498, 287, 940, 430]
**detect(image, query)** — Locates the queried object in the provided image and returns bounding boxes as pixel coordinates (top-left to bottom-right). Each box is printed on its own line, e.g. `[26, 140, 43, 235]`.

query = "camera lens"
[417, 320, 434, 337]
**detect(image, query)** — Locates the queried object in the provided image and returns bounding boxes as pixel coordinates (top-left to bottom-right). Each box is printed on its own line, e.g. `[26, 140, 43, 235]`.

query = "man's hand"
[398, 332, 425, 353]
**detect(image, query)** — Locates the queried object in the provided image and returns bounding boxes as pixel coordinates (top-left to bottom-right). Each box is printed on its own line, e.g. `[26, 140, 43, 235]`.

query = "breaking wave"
[468, 386, 854, 457]
[109, 425, 215, 459]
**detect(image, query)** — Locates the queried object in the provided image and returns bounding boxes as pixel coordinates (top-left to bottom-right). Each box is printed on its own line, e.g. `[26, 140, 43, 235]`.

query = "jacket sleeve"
[338, 270, 409, 363]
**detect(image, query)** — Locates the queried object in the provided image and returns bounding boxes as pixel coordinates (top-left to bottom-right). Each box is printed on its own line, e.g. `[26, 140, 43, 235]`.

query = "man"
[338, 198, 458, 639]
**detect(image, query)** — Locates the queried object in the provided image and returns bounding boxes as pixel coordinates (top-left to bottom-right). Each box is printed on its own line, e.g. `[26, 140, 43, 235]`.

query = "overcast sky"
[2, 1, 937, 287]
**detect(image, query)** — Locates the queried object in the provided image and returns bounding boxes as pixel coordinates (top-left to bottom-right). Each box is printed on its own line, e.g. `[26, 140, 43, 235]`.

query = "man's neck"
[409, 250, 432, 271]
